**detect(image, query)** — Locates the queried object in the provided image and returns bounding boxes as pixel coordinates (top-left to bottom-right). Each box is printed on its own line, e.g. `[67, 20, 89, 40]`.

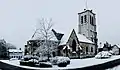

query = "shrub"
[57, 56, 70, 65]
[57, 57, 70, 67]
[39, 57, 48, 62]
[31, 56, 39, 60]
[20, 61, 35, 66]
[24, 55, 33, 61]
[95, 51, 112, 59]
[24, 55, 40, 61]
[58, 62, 67, 67]
[50, 57, 58, 65]
[39, 62, 52, 68]
[50, 56, 70, 67]
[20, 58, 39, 67]
[29, 59, 39, 64]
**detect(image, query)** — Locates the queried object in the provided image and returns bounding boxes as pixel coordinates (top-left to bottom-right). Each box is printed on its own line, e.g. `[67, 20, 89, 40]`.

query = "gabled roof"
[52, 29, 64, 41]
[59, 29, 93, 45]
[117, 45, 120, 48]
[112, 44, 120, 49]
[30, 30, 58, 42]
[76, 33, 93, 44]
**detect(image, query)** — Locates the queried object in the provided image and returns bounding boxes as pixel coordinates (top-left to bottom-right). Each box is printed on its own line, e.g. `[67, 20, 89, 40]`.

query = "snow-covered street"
[0, 55, 120, 70]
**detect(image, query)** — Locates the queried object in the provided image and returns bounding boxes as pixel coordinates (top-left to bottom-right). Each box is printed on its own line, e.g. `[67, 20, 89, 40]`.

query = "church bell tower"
[78, 9, 98, 54]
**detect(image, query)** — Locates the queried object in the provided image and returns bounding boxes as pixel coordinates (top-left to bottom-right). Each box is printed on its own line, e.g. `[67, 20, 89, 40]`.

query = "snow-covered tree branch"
[33, 18, 58, 60]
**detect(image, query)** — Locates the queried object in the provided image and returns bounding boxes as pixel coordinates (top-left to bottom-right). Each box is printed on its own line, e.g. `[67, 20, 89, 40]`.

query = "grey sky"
[0, 0, 119, 50]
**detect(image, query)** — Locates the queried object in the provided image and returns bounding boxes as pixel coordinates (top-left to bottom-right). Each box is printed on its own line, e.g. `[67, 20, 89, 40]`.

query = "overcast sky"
[0, 0, 119, 50]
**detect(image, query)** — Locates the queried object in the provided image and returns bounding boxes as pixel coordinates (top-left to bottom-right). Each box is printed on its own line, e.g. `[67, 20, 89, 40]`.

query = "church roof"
[30, 30, 58, 42]
[59, 29, 72, 45]
[59, 29, 93, 45]
[76, 33, 93, 44]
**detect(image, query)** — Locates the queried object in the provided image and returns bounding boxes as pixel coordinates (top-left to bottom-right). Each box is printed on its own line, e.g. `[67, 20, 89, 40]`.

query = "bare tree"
[32, 18, 57, 60]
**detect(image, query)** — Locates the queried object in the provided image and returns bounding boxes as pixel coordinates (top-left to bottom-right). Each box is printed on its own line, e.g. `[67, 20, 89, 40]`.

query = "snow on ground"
[106, 65, 120, 70]
[1, 55, 120, 70]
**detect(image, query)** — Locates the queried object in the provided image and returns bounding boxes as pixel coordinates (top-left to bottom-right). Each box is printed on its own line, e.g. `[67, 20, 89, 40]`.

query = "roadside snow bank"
[95, 51, 112, 59]
[1, 55, 120, 70]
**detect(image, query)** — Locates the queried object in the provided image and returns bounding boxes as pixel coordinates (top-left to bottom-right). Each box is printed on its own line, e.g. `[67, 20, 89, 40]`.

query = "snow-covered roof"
[76, 33, 93, 44]
[63, 45, 71, 50]
[9, 49, 23, 53]
[59, 29, 72, 45]
[117, 45, 120, 48]
[59, 29, 93, 45]
[30, 30, 58, 41]
[112, 44, 120, 48]
[49, 31, 58, 41]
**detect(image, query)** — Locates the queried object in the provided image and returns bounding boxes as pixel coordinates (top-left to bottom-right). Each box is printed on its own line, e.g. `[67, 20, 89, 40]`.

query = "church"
[24, 9, 98, 59]
[58, 9, 98, 58]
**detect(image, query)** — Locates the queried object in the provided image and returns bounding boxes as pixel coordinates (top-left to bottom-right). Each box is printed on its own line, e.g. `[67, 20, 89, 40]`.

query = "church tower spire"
[85, 0, 88, 10]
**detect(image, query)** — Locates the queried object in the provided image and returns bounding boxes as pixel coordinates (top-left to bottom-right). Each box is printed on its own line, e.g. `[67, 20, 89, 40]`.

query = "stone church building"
[58, 9, 98, 58]
[24, 9, 98, 59]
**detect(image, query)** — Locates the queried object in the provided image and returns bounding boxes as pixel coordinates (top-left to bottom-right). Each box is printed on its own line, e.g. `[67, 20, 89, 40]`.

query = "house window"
[81, 16, 83, 24]
[86, 47, 88, 53]
[91, 47, 93, 52]
[84, 15, 87, 23]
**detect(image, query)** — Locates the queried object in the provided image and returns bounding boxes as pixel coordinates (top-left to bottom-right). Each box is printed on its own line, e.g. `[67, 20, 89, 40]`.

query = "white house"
[111, 45, 120, 55]
[9, 49, 23, 60]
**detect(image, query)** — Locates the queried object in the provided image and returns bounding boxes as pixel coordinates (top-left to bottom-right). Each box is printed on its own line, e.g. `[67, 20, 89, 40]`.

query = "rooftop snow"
[9, 49, 23, 53]
[60, 29, 93, 45]
[76, 33, 93, 44]
[30, 30, 58, 41]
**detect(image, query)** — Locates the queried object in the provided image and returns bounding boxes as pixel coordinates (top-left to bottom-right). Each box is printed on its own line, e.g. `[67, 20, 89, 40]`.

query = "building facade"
[58, 29, 95, 58]
[57, 9, 98, 58]
[111, 45, 120, 55]
[25, 39, 59, 57]
[9, 49, 23, 60]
